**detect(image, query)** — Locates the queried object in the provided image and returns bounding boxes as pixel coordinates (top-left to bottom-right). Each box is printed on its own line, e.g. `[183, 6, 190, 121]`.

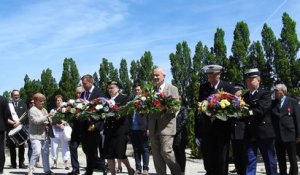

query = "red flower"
[89, 107, 95, 112]
[112, 105, 118, 111]
[153, 100, 161, 107]
[159, 92, 166, 98]
[92, 98, 100, 104]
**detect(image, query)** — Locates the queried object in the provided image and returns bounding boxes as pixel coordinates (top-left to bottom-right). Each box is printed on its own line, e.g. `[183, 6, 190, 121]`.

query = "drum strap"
[9, 103, 19, 121]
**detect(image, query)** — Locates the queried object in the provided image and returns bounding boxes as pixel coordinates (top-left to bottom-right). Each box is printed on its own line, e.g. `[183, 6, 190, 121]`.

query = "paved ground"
[2, 145, 295, 175]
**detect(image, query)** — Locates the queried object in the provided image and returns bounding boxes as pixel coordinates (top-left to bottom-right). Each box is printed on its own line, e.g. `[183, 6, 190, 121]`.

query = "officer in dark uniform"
[272, 83, 300, 175]
[195, 65, 236, 175]
[243, 68, 277, 175]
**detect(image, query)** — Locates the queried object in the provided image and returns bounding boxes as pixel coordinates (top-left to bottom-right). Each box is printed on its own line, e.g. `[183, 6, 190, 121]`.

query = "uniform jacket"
[243, 88, 275, 141]
[195, 80, 235, 140]
[271, 96, 300, 142]
[148, 83, 179, 136]
[104, 93, 130, 136]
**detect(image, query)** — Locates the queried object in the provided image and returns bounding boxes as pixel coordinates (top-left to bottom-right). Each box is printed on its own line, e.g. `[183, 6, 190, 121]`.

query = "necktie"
[14, 101, 18, 108]
[85, 91, 90, 100]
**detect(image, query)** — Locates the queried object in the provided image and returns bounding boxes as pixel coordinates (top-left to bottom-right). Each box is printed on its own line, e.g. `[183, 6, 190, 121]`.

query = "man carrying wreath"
[148, 66, 181, 175]
[194, 64, 236, 175]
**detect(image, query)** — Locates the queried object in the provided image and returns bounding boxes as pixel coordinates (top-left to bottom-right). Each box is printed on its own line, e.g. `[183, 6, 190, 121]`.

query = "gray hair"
[153, 66, 166, 76]
[275, 83, 287, 95]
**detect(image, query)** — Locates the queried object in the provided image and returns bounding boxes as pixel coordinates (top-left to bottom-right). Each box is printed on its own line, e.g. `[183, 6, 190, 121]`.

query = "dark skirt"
[103, 134, 128, 159]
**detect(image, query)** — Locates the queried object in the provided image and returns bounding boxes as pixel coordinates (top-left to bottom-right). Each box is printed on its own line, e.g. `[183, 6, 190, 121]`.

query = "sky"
[0, 0, 299, 94]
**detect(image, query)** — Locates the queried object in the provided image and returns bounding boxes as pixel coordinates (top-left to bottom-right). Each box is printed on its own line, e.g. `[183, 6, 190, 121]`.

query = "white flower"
[95, 105, 103, 110]
[68, 99, 75, 104]
[61, 107, 67, 113]
[76, 103, 84, 109]
[141, 96, 146, 101]
[61, 102, 67, 107]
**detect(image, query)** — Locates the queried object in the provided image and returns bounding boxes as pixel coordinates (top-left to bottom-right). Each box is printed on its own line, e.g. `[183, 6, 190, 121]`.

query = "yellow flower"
[219, 101, 226, 108]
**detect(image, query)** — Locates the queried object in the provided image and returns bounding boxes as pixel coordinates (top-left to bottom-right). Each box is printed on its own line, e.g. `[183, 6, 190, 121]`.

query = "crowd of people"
[195, 65, 300, 175]
[0, 66, 188, 175]
[0, 64, 299, 175]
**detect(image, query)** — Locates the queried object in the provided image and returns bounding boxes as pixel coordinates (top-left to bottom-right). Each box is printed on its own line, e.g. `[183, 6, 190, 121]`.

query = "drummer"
[7, 89, 28, 169]
[28, 93, 55, 175]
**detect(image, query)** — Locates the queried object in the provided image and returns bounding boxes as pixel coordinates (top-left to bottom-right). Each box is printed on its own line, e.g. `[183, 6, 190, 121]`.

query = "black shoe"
[19, 163, 28, 169]
[10, 165, 17, 169]
[67, 171, 80, 175]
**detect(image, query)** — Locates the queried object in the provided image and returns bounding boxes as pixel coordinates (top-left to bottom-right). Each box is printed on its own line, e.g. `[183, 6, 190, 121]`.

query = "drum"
[8, 125, 29, 145]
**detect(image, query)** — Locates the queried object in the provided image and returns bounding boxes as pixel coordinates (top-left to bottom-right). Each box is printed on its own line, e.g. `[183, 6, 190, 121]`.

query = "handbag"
[63, 124, 72, 141]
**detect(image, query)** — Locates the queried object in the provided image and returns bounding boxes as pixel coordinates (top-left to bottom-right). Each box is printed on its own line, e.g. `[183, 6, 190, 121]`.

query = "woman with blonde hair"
[28, 93, 54, 175]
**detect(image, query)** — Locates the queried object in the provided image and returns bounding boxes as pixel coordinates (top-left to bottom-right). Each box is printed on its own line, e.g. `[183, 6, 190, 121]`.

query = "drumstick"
[18, 112, 27, 121]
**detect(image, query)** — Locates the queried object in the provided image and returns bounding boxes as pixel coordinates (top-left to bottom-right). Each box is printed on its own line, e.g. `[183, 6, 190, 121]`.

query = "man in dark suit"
[272, 83, 300, 175]
[243, 68, 277, 175]
[6, 89, 27, 169]
[79, 74, 105, 175]
[0, 95, 11, 174]
[68, 86, 84, 175]
[194, 65, 236, 175]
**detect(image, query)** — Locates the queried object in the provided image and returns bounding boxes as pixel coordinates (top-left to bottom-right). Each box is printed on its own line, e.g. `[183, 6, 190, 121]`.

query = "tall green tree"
[213, 28, 227, 65]
[261, 23, 276, 85]
[41, 68, 58, 109]
[246, 41, 271, 88]
[93, 72, 100, 87]
[280, 12, 300, 87]
[274, 40, 292, 87]
[2, 91, 10, 101]
[213, 28, 229, 80]
[228, 21, 250, 83]
[130, 60, 140, 82]
[119, 59, 132, 95]
[169, 41, 192, 101]
[20, 74, 42, 103]
[58, 58, 80, 100]
[99, 58, 119, 93]
[138, 51, 154, 82]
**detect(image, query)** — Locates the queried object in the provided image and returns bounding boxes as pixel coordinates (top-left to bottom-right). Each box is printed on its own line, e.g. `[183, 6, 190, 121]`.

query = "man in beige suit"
[149, 67, 181, 175]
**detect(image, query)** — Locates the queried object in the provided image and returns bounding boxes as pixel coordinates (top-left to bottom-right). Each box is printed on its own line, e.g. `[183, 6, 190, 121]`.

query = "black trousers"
[0, 131, 5, 173]
[7, 134, 25, 166]
[173, 140, 186, 172]
[231, 140, 247, 175]
[69, 133, 82, 173]
[275, 140, 298, 175]
[81, 130, 105, 175]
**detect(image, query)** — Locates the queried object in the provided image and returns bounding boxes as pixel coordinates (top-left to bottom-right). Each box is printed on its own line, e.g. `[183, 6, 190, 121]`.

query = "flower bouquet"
[52, 99, 84, 123]
[121, 83, 180, 115]
[197, 90, 249, 121]
[79, 97, 119, 120]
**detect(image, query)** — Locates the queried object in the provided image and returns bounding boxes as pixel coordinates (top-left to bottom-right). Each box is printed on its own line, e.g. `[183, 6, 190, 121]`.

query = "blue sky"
[1, 0, 299, 94]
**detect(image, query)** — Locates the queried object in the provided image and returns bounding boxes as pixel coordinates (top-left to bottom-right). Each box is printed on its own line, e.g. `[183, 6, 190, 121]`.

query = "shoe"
[19, 163, 28, 169]
[65, 166, 70, 170]
[135, 169, 142, 174]
[142, 170, 149, 175]
[10, 165, 17, 169]
[51, 163, 57, 169]
[128, 168, 135, 175]
[45, 170, 55, 175]
[116, 166, 122, 173]
[67, 171, 80, 175]
[229, 168, 237, 173]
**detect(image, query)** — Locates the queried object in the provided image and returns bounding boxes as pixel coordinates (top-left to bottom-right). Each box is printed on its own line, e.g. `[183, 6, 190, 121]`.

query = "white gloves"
[195, 138, 201, 147]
